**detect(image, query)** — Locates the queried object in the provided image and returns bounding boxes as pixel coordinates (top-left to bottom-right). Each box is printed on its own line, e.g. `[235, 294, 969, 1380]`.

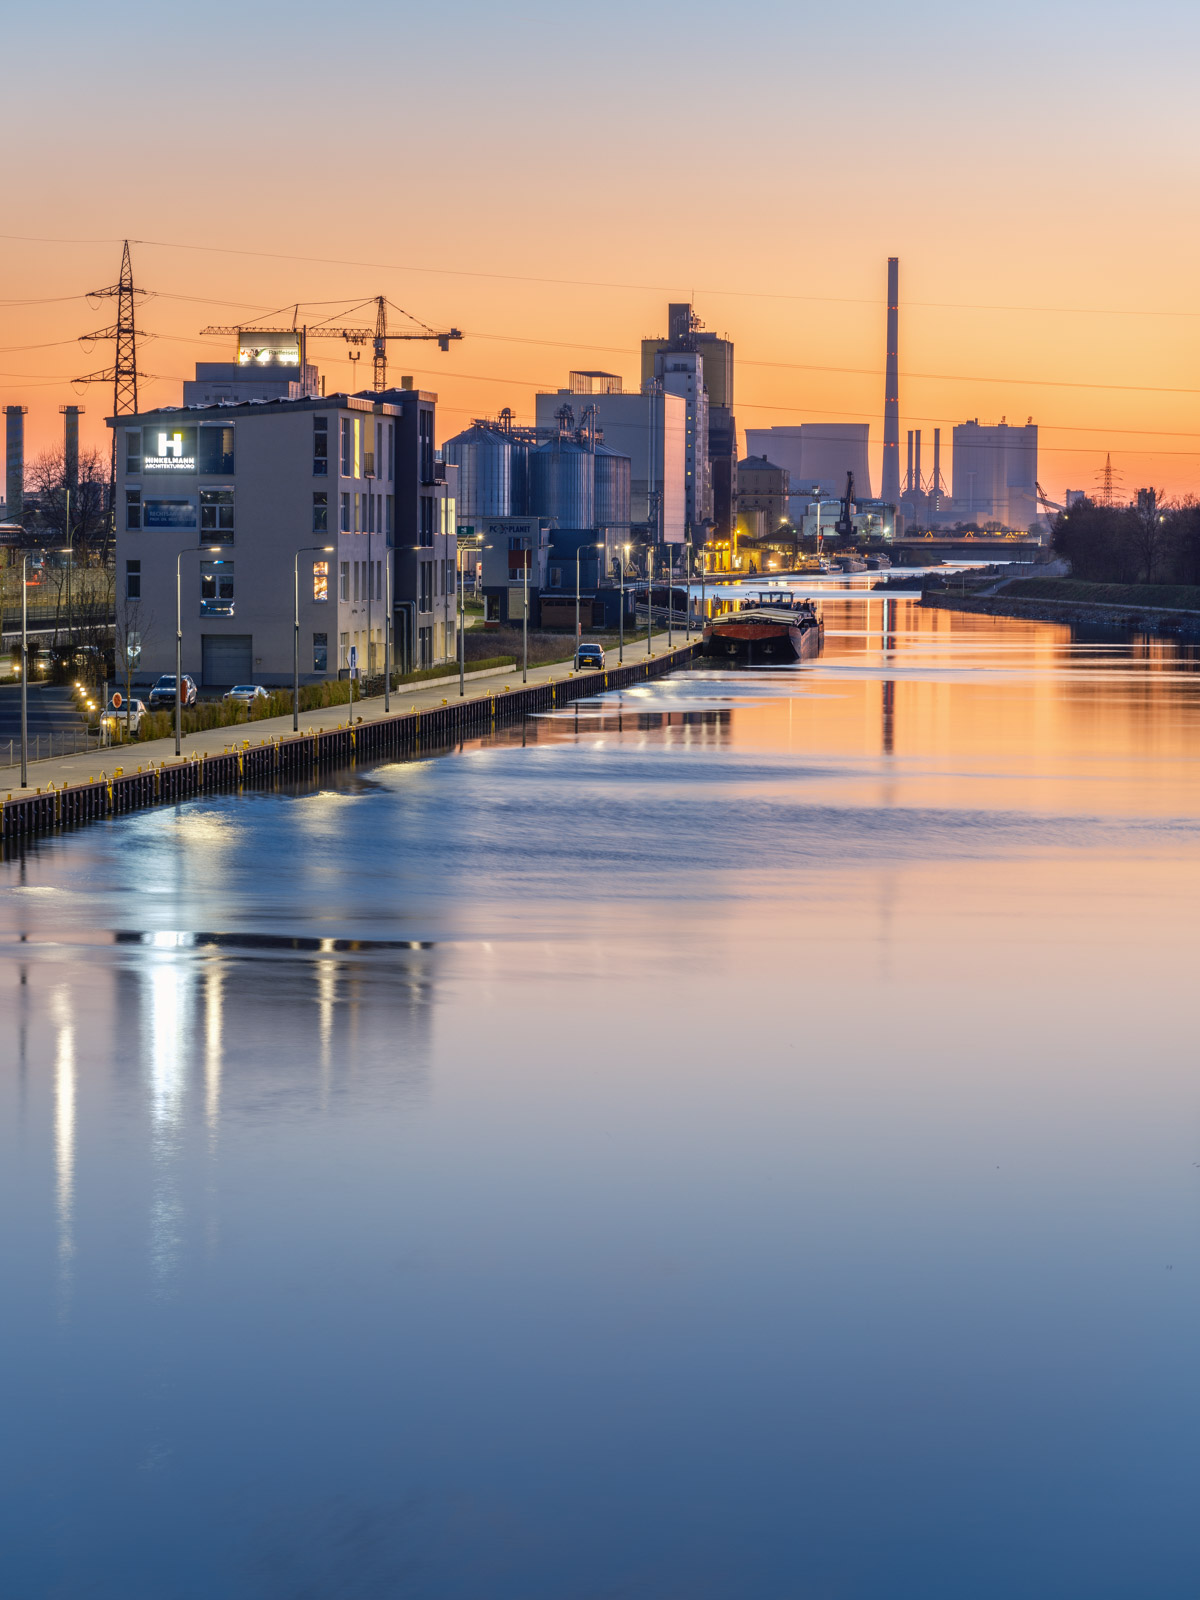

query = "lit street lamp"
[294, 544, 335, 732]
[19, 552, 29, 788]
[575, 541, 603, 652]
[619, 540, 631, 664]
[458, 535, 486, 697]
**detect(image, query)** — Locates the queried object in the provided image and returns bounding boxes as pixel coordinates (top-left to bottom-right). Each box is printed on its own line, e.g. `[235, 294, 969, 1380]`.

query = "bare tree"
[1128, 489, 1169, 583]
[26, 446, 110, 554]
[113, 586, 151, 740]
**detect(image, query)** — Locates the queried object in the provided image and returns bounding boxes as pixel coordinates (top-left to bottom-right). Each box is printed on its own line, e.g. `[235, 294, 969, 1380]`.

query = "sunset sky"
[4, 0, 1200, 501]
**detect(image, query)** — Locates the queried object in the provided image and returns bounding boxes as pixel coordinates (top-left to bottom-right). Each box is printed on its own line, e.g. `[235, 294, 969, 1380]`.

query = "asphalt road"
[0, 683, 89, 767]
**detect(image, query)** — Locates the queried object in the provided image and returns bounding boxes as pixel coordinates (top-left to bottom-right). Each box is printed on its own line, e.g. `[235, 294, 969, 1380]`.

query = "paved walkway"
[2, 632, 696, 797]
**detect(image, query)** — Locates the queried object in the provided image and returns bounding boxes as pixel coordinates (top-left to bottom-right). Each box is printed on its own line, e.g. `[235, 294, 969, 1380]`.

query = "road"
[0, 683, 89, 769]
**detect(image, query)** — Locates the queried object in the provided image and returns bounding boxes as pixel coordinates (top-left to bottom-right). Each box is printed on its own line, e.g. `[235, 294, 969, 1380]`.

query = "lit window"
[200, 487, 234, 541]
[200, 559, 234, 616]
[312, 561, 329, 603]
[313, 633, 328, 672]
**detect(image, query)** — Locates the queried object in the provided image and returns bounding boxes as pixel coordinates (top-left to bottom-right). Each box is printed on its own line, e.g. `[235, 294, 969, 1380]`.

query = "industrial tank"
[508, 436, 530, 516]
[528, 436, 595, 529]
[593, 443, 631, 528]
[441, 424, 511, 519]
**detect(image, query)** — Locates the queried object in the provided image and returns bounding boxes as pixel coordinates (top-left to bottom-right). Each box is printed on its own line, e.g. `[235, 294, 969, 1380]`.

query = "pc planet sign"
[143, 428, 197, 472]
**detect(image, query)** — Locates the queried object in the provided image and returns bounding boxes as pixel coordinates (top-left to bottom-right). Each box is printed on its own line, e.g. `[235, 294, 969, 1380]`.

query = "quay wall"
[1, 643, 702, 846]
[923, 591, 1200, 638]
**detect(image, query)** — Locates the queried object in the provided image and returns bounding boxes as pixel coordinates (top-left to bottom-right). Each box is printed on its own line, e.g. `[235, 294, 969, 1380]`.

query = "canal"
[2, 595, 1198, 1598]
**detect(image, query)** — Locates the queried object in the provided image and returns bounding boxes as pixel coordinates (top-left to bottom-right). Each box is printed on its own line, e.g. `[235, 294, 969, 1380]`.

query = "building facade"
[951, 420, 1038, 529]
[744, 424, 873, 518]
[736, 455, 790, 533]
[112, 386, 456, 687]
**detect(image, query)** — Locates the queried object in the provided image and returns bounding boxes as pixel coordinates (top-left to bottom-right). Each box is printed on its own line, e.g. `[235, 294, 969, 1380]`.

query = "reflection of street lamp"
[294, 545, 335, 732]
[176, 544, 223, 756]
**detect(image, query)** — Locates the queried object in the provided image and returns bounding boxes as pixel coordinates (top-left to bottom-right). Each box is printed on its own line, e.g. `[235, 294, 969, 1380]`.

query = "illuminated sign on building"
[237, 336, 301, 368]
[143, 427, 197, 472]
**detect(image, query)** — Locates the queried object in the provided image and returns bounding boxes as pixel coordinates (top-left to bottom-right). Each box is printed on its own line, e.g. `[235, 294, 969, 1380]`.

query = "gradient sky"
[4, 0, 1200, 502]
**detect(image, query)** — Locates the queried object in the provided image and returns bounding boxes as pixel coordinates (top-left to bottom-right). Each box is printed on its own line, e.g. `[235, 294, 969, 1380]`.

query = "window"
[444, 559, 453, 594]
[313, 416, 328, 476]
[376, 423, 383, 479]
[419, 626, 433, 668]
[508, 536, 531, 582]
[550, 566, 562, 588]
[363, 450, 375, 479]
[419, 495, 434, 547]
[313, 491, 328, 534]
[312, 561, 329, 603]
[419, 560, 433, 613]
[198, 426, 234, 474]
[367, 491, 374, 533]
[354, 493, 361, 533]
[125, 559, 141, 600]
[313, 633, 328, 673]
[353, 562, 360, 604]
[340, 492, 350, 532]
[418, 410, 434, 482]
[339, 631, 350, 669]
[125, 430, 142, 474]
[387, 422, 394, 481]
[200, 559, 234, 616]
[385, 495, 393, 537]
[125, 489, 142, 530]
[341, 417, 353, 477]
[375, 560, 382, 601]
[339, 561, 349, 602]
[200, 487, 234, 542]
[353, 416, 362, 478]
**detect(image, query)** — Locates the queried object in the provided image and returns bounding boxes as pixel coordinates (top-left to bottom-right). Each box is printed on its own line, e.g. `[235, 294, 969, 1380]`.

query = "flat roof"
[107, 387, 437, 426]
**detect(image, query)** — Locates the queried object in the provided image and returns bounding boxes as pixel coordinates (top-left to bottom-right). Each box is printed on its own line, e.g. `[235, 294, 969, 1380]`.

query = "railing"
[0, 728, 96, 768]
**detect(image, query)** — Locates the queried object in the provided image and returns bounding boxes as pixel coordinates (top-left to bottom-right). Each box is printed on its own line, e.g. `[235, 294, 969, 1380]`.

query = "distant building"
[951, 420, 1038, 528]
[736, 455, 790, 533]
[642, 303, 736, 539]
[744, 423, 872, 519]
[534, 388, 686, 545]
[653, 350, 710, 532]
[184, 332, 320, 406]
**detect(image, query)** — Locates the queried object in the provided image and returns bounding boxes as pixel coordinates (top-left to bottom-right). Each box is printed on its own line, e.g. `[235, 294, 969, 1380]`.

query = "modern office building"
[533, 387, 686, 546]
[112, 383, 456, 686]
[951, 420, 1038, 529]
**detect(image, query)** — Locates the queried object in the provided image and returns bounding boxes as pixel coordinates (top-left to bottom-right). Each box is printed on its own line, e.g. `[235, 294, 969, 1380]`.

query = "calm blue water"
[2, 600, 1199, 1597]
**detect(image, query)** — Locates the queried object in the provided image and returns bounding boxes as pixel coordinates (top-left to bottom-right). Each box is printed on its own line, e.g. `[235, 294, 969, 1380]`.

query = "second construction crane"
[201, 296, 462, 392]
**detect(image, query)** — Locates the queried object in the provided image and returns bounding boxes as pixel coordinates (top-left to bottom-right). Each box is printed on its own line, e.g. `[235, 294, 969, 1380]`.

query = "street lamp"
[458, 535, 485, 698]
[646, 547, 653, 657]
[294, 544, 335, 732]
[619, 540, 631, 664]
[575, 540, 602, 649]
[19, 552, 29, 788]
[176, 544, 224, 757]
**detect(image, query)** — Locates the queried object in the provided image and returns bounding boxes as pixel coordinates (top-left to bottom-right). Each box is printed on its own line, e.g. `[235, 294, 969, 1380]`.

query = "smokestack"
[932, 428, 941, 500]
[914, 429, 922, 494]
[60, 404, 84, 491]
[881, 257, 900, 504]
[5, 405, 27, 524]
[906, 430, 914, 494]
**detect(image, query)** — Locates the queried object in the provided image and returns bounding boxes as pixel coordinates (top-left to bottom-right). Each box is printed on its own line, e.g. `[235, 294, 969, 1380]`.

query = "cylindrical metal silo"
[528, 437, 594, 528]
[441, 424, 511, 519]
[509, 437, 529, 516]
[593, 444, 631, 528]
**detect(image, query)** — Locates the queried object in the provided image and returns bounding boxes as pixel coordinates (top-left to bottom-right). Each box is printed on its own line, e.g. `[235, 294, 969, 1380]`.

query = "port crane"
[834, 471, 857, 542]
[1036, 480, 1065, 531]
[200, 297, 462, 391]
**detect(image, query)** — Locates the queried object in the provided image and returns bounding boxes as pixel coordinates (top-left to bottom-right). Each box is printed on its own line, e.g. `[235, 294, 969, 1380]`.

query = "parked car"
[574, 642, 605, 671]
[148, 673, 197, 709]
[101, 697, 148, 735]
[223, 684, 270, 705]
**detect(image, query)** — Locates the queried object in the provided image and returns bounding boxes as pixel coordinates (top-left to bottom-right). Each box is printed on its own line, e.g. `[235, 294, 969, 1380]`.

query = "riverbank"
[923, 577, 1200, 637]
[1, 635, 701, 845]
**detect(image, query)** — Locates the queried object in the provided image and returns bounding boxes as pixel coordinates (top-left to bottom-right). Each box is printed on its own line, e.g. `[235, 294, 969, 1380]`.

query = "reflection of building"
[113, 379, 457, 685]
[951, 420, 1038, 529]
[745, 424, 872, 520]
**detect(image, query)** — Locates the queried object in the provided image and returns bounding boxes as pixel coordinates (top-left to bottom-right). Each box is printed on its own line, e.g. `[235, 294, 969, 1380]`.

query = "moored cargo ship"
[702, 595, 823, 664]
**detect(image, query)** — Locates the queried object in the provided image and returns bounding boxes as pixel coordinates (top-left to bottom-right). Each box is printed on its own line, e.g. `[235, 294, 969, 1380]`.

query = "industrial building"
[744, 424, 872, 519]
[736, 455, 790, 538]
[532, 385, 685, 545]
[113, 383, 458, 686]
[641, 303, 736, 539]
[951, 420, 1038, 529]
[183, 330, 320, 407]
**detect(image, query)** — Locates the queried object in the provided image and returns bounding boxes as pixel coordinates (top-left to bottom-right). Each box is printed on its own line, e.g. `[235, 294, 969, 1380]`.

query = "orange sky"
[4, 0, 1200, 504]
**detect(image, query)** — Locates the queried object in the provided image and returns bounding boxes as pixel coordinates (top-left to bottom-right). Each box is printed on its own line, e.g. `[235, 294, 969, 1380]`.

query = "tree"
[113, 586, 151, 738]
[1127, 489, 1169, 583]
[26, 446, 110, 555]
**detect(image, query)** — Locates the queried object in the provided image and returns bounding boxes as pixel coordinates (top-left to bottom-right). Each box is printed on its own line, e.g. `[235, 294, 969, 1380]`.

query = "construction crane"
[1036, 481, 1065, 530]
[834, 471, 856, 542]
[200, 297, 462, 391]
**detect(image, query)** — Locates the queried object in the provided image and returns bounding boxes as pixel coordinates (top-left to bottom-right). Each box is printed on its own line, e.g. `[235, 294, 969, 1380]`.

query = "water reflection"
[3, 599, 1200, 1597]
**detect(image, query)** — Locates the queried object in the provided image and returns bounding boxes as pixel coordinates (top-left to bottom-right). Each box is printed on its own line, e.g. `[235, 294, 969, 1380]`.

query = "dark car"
[574, 643, 605, 671]
[148, 673, 197, 709]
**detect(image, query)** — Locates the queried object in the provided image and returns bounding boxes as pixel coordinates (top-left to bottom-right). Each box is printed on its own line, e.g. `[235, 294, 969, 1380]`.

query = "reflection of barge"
[703, 596, 823, 664]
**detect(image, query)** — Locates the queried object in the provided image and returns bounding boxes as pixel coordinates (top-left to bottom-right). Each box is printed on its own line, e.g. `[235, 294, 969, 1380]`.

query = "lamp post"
[176, 544, 223, 757]
[294, 545, 335, 732]
[458, 535, 485, 698]
[20, 553, 29, 788]
[575, 541, 601, 657]
[64, 487, 72, 666]
[619, 541, 630, 664]
[683, 543, 691, 641]
[666, 546, 673, 647]
[383, 550, 392, 713]
[646, 547, 653, 657]
[522, 536, 529, 683]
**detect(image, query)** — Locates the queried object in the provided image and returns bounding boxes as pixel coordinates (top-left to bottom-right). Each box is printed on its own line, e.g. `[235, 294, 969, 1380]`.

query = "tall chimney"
[914, 429, 922, 494]
[881, 257, 900, 504]
[60, 404, 84, 490]
[932, 428, 941, 498]
[906, 430, 914, 494]
[5, 406, 27, 523]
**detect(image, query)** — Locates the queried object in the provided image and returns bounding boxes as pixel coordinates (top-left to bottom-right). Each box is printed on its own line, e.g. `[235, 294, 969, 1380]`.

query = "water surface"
[2, 598, 1198, 1598]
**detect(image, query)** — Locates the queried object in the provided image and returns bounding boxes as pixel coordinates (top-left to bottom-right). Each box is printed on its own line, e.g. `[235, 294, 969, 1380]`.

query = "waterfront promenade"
[1, 633, 698, 839]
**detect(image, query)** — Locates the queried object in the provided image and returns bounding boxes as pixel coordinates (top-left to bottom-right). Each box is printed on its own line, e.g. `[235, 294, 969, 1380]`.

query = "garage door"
[201, 634, 253, 687]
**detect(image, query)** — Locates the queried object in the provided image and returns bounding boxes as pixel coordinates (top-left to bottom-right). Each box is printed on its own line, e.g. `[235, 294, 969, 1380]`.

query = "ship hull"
[702, 617, 823, 664]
